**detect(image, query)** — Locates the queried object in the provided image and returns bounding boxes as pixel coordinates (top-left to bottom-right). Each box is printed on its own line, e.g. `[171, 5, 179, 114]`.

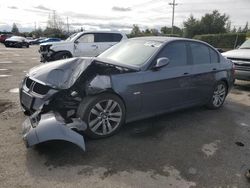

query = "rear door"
[187, 41, 220, 103]
[74, 33, 99, 57]
[94, 33, 123, 55]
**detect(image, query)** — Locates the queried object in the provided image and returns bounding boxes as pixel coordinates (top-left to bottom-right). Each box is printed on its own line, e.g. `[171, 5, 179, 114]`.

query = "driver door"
[74, 33, 99, 57]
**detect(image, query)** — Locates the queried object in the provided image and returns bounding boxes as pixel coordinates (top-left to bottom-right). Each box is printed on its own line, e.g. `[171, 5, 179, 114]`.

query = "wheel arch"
[219, 78, 229, 91]
[53, 50, 73, 57]
[86, 89, 127, 112]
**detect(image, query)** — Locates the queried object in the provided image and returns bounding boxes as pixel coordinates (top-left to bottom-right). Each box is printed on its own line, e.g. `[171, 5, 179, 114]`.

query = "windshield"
[65, 33, 77, 41]
[239, 39, 250, 49]
[98, 40, 163, 67]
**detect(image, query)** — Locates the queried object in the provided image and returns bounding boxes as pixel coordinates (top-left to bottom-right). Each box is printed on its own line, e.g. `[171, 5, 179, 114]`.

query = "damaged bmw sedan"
[20, 37, 235, 151]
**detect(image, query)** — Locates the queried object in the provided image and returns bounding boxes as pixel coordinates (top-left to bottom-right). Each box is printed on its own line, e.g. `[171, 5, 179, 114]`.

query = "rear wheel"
[206, 81, 227, 109]
[77, 93, 125, 139]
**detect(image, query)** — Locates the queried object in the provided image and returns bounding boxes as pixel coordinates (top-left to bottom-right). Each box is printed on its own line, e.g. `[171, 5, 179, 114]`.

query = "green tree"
[199, 10, 229, 34]
[242, 22, 248, 33]
[11, 23, 19, 34]
[237, 27, 242, 33]
[183, 10, 230, 38]
[130, 24, 142, 37]
[183, 15, 200, 38]
[161, 26, 183, 36]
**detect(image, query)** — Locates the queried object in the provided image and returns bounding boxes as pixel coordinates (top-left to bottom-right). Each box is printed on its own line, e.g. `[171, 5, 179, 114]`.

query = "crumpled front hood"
[28, 57, 93, 89]
[222, 49, 250, 59]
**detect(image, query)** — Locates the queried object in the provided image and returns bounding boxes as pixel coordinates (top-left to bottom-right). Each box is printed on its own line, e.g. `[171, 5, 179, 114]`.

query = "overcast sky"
[0, 0, 249, 32]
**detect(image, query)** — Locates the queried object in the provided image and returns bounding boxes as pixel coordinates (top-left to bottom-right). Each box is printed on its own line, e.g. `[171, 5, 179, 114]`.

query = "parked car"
[222, 39, 250, 81]
[39, 38, 61, 44]
[0, 34, 11, 43]
[4, 36, 29, 48]
[39, 31, 127, 62]
[20, 37, 234, 150]
[28, 37, 46, 45]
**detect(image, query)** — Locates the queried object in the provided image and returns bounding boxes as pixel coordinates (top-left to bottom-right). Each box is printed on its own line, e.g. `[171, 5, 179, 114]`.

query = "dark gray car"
[19, 37, 235, 150]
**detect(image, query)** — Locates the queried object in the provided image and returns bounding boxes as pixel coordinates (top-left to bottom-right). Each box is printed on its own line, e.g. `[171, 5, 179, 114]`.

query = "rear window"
[95, 33, 122, 42]
[209, 48, 219, 63]
[190, 42, 210, 65]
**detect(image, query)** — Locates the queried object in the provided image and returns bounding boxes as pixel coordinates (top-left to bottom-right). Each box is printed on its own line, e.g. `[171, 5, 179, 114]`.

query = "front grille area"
[33, 82, 50, 95]
[25, 77, 50, 95]
[235, 64, 250, 71]
[227, 58, 250, 71]
[25, 78, 33, 89]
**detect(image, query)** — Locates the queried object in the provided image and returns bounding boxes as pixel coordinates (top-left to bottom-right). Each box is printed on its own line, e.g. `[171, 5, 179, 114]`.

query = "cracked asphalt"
[0, 44, 249, 188]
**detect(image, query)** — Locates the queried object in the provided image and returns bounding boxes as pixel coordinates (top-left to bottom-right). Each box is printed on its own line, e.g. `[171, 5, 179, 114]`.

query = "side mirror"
[153, 57, 170, 70]
[74, 40, 79, 44]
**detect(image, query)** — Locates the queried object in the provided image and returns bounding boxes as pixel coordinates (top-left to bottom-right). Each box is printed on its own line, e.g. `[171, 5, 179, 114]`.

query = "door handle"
[91, 45, 98, 49]
[212, 68, 217, 71]
[183, 72, 189, 75]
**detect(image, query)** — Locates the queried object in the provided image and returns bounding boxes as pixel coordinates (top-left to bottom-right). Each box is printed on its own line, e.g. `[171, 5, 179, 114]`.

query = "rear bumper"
[235, 70, 250, 81]
[22, 112, 87, 151]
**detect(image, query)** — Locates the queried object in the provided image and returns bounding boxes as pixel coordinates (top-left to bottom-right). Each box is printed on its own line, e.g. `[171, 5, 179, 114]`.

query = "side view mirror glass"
[153, 57, 170, 70]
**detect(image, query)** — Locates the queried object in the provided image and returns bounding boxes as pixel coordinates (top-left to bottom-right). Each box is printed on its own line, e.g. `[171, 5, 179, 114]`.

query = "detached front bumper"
[22, 112, 87, 151]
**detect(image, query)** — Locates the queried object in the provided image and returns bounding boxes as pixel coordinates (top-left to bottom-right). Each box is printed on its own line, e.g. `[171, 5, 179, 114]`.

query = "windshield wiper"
[240, 47, 250, 49]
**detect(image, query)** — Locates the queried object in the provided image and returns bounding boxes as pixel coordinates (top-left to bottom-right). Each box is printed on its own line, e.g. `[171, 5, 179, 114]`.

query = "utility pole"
[53, 10, 56, 29]
[67, 17, 69, 33]
[169, 0, 178, 35]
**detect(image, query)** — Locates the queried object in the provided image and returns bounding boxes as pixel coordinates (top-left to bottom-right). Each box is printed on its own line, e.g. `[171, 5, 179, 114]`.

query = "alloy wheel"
[212, 84, 226, 107]
[88, 99, 122, 136]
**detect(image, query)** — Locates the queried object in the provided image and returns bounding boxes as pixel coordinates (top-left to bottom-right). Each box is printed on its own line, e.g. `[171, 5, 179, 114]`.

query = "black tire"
[26, 43, 29, 48]
[53, 52, 71, 61]
[77, 93, 126, 139]
[206, 81, 228, 109]
[17, 43, 22, 48]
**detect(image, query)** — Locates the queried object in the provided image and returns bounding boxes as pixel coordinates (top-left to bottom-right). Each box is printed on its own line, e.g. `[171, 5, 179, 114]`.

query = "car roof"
[78, 30, 125, 35]
[130, 36, 204, 44]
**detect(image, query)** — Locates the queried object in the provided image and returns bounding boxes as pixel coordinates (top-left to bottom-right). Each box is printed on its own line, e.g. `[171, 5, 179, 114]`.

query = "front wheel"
[206, 81, 228, 109]
[77, 93, 125, 139]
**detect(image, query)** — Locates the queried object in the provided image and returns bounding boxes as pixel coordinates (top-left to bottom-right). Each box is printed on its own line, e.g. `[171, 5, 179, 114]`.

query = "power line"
[169, 0, 178, 35]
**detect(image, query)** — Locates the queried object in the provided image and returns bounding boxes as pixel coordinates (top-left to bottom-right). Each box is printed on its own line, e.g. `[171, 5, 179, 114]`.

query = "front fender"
[22, 113, 86, 151]
[50, 44, 74, 55]
[85, 75, 112, 95]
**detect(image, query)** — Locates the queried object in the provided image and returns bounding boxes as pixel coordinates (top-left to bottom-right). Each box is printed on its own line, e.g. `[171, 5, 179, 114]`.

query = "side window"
[77, 34, 94, 43]
[95, 33, 122, 42]
[209, 48, 220, 63]
[112, 34, 122, 42]
[190, 42, 210, 64]
[95, 33, 112, 42]
[157, 41, 188, 67]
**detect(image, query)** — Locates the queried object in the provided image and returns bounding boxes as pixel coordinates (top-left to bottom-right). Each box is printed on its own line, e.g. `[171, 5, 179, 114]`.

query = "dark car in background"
[222, 39, 250, 81]
[28, 37, 46, 45]
[4, 36, 29, 48]
[39, 38, 61, 44]
[0, 34, 11, 43]
[20, 37, 234, 150]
